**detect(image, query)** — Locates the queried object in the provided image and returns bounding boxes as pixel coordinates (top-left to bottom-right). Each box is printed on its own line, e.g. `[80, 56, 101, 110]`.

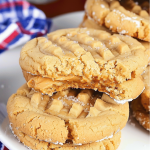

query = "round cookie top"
[19, 28, 148, 101]
[85, 0, 150, 41]
[20, 28, 147, 80]
[7, 84, 129, 145]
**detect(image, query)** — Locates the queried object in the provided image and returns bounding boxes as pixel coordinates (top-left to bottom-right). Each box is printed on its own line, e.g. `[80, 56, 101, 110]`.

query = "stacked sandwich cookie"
[80, 0, 150, 131]
[6, 26, 149, 150]
[7, 0, 150, 148]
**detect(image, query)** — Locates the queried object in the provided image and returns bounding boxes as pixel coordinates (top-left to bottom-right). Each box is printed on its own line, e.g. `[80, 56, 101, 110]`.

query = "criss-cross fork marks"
[28, 87, 124, 120]
[15, 84, 122, 120]
[19, 28, 148, 101]
[47, 28, 134, 58]
[20, 28, 147, 84]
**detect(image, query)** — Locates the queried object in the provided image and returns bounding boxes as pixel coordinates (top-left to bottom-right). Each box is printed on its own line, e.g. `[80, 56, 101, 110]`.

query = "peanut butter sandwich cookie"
[85, 0, 150, 41]
[141, 65, 150, 112]
[19, 28, 148, 102]
[7, 83, 129, 146]
[10, 124, 121, 150]
[131, 96, 150, 131]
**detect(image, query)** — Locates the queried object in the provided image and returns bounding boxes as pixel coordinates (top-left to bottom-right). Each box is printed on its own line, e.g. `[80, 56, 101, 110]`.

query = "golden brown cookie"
[85, 0, 150, 41]
[131, 96, 150, 131]
[141, 65, 150, 111]
[11, 124, 121, 150]
[7, 83, 129, 145]
[19, 28, 148, 101]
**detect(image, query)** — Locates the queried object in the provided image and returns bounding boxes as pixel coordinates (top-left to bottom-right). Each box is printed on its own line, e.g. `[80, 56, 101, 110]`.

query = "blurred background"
[27, 0, 86, 17]
[27, 0, 149, 18]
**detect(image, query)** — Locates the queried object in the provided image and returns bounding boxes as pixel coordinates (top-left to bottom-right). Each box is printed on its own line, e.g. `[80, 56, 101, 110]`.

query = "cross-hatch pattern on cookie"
[7, 84, 129, 145]
[19, 28, 148, 101]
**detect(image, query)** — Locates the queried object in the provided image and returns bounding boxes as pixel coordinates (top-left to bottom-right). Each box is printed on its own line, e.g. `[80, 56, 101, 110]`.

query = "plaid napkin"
[0, 0, 52, 54]
[0, 142, 9, 150]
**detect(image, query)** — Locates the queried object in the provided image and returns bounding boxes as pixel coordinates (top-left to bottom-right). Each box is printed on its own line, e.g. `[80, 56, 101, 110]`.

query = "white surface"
[0, 11, 150, 150]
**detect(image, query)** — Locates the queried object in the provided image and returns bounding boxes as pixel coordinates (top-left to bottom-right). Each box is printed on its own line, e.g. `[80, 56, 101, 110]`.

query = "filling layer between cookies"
[24, 70, 144, 101]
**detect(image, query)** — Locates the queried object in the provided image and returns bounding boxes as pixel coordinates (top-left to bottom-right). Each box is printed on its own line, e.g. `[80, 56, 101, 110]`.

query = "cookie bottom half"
[11, 124, 121, 150]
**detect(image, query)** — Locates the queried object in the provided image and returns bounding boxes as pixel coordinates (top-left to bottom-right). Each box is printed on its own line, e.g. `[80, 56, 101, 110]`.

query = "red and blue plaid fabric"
[0, 0, 52, 54]
[0, 141, 8, 150]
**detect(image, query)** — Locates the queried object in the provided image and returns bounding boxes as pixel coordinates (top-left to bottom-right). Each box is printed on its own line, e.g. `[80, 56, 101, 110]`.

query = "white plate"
[0, 11, 149, 150]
